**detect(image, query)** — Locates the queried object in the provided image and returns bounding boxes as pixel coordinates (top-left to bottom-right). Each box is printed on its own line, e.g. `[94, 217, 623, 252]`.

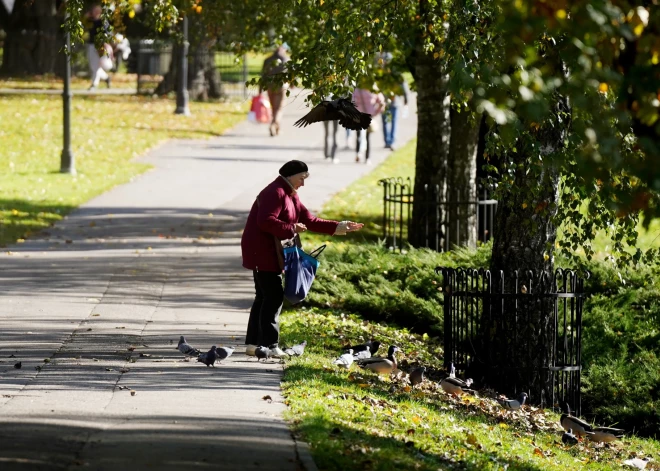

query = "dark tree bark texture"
[447, 107, 480, 249]
[1, 0, 64, 76]
[155, 39, 221, 99]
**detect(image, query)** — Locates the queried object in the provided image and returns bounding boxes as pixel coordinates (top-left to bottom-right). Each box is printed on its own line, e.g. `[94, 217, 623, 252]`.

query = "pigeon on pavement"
[497, 392, 528, 411]
[284, 341, 307, 357]
[255, 346, 271, 362]
[215, 346, 235, 361]
[409, 366, 427, 386]
[333, 349, 354, 369]
[562, 428, 578, 446]
[294, 98, 372, 131]
[177, 336, 200, 357]
[197, 346, 218, 367]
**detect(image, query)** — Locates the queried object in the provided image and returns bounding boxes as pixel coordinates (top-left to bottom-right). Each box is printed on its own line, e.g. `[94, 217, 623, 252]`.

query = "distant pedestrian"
[382, 78, 410, 150]
[241, 160, 363, 358]
[85, 5, 113, 90]
[353, 86, 385, 164]
[261, 45, 290, 137]
[112, 33, 131, 72]
[323, 96, 339, 162]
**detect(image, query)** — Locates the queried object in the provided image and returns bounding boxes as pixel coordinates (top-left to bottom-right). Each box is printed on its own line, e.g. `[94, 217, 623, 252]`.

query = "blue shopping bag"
[283, 244, 326, 304]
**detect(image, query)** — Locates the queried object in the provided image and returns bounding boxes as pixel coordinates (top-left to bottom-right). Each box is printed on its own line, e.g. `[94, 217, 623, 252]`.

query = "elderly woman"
[241, 160, 363, 357]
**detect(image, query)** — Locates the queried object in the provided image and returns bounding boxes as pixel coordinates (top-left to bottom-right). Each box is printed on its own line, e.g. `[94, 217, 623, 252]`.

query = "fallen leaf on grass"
[533, 447, 546, 459]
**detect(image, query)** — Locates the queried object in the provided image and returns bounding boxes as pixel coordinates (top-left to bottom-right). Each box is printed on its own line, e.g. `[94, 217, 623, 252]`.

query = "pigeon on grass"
[177, 336, 200, 357]
[344, 340, 380, 356]
[562, 428, 578, 446]
[197, 346, 218, 367]
[496, 392, 528, 411]
[294, 98, 372, 131]
[284, 341, 307, 357]
[333, 349, 354, 369]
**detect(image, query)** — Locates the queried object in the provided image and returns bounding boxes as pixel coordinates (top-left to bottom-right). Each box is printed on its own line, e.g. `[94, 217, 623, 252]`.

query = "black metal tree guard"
[437, 267, 588, 415]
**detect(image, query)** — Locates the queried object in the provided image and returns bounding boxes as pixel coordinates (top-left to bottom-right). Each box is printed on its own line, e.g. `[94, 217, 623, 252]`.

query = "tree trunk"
[475, 93, 570, 404]
[155, 39, 221, 100]
[409, 43, 450, 249]
[1, 0, 64, 76]
[447, 107, 480, 249]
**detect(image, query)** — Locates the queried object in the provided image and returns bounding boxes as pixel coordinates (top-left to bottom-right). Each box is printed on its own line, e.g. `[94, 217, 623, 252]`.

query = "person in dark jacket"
[241, 160, 363, 357]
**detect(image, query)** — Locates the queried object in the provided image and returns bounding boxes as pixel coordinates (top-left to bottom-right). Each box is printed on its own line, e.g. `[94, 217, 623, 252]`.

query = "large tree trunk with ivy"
[447, 107, 480, 249]
[1, 0, 64, 76]
[155, 39, 221, 99]
[408, 43, 450, 249]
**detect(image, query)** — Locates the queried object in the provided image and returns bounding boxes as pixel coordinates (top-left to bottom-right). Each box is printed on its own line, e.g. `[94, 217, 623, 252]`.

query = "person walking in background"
[353, 85, 385, 164]
[382, 78, 410, 150]
[261, 45, 290, 137]
[324, 120, 339, 163]
[86, 5, 112, 90]
[241, 160, 363, 357]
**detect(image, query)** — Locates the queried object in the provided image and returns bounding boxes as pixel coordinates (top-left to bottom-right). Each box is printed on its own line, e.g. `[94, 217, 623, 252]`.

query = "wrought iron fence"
[379, 177, 497, 252]
[436, 267, 587, 415]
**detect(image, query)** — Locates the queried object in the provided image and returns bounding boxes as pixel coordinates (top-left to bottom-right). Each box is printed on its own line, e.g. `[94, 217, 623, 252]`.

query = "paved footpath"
[0, 93, 416, 471]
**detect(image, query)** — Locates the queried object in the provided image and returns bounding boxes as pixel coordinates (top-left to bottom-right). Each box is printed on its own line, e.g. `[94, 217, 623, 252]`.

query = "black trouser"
[324, 120, 338, 158]
[245, 270, 283, 347]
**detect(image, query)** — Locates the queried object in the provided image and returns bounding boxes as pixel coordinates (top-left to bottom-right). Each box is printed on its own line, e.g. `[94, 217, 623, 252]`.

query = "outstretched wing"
[335, 100, 371, 130]
[294, 102, 339, 127]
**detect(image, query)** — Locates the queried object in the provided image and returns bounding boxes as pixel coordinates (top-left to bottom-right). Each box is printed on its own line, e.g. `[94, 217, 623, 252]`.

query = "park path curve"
[0, 92, 417, 471]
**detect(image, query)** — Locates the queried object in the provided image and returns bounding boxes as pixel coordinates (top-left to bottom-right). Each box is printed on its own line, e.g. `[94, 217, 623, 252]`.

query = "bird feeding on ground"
[177, 336, 200, 357]
[440, 363, 473, 396]
[409, 366, 427, 386]
[215, 346, 235, 361]
[357, 345, 401, 375]
[294, 98, 372, 131]
[255, 346, 271, 362]
[559, 401, 595, 438]
[284, 341, 307, 357]
[589, 426, 626, 443]
[333, 349, 354, 369]
[497, 392, 528, 411]
[344, 340, 381, 357]
[197, 346, 218, 367]
[562, 429, 579, 446]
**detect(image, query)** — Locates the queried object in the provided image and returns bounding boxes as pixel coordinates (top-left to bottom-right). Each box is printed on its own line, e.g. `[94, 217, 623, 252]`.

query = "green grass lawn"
[280, 308, 660, 471]
[0, 94, 247, 245]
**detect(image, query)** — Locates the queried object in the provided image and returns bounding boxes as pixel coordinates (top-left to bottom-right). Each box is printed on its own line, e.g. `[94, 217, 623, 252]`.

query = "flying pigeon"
[562, 428, 578, 446]
[177, 336, 200, 357]
[497, 392, 528, 411]
[409, 366, 427, 386]
[255, 346, 271, 362]
[294, 98, 372, 131]
[559, 401, 595, 438]
[440, 363, 473, 396]
[197, 346, 218, 367]
[215, 346, 235, 361]
[284, 341, 307, 357]
[333, 349, 354, 369]
[588, 426, 625, 443]
[358, 345, 400, 375]
[344, 340, 380, 356]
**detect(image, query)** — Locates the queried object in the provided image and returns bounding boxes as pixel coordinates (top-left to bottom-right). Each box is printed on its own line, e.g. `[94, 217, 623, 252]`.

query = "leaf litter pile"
[280, 307, 659, 471]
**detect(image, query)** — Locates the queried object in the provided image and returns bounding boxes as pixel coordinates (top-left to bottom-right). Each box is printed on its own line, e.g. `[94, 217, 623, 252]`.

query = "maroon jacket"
[241, 176, 339, 272]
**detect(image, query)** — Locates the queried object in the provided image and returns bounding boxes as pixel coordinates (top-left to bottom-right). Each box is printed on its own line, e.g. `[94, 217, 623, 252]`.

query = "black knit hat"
[279, 160, 309, 178]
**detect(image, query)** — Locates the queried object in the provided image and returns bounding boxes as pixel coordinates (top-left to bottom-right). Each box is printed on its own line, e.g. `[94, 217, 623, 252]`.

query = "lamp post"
[61, 20, 75, 175]
[175, 13, 190, 115]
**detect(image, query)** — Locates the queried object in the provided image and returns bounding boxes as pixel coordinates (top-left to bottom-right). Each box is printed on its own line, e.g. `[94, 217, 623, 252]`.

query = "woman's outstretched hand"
[335, 221, 364, 235]
[294, 223, 308, 233]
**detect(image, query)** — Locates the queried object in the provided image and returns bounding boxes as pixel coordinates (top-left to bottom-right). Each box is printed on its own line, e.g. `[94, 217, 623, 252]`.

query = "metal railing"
[437, 267, 587, 415]
[379, 177, 497, 252]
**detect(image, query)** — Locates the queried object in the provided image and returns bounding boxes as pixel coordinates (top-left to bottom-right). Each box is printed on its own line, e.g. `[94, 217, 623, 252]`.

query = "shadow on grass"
[0, 199, 75, 245]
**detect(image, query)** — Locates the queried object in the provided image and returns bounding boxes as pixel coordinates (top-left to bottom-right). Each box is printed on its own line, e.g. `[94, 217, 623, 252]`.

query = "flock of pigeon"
[176, 335, 625, 447]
